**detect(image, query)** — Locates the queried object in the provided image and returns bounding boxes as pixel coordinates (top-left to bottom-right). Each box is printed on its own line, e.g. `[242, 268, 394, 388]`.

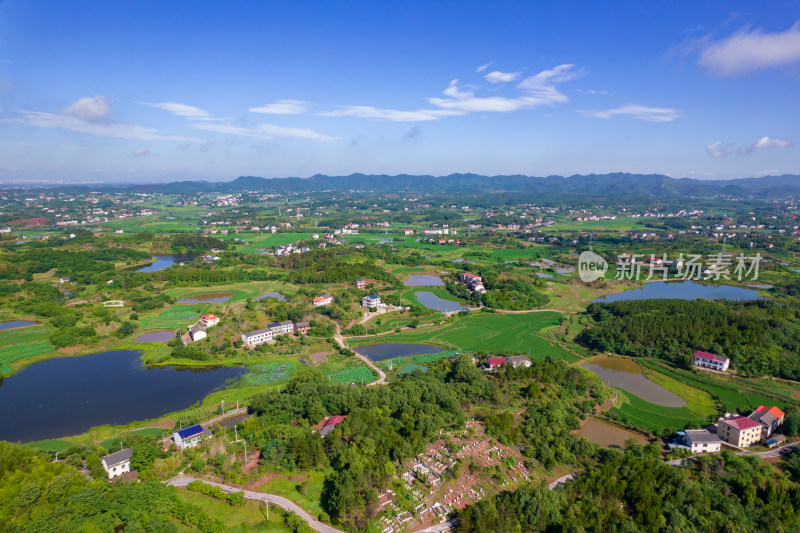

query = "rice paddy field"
[353, 312, 576, 362]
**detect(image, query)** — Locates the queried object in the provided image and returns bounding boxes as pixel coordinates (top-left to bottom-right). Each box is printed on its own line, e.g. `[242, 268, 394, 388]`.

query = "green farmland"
[352, 312, 576, 361]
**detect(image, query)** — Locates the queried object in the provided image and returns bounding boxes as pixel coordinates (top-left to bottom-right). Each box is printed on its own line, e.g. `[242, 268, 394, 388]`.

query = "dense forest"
[578, 299, 800, 379]
[458, 447, 800, 532]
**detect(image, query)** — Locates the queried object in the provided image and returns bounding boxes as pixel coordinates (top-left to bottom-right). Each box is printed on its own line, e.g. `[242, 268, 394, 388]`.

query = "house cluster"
[268, 243, 311, 256]
[186, 314, 220, 343]
[240, 319, 311, 346]
[459, 272, 486, 294]
[676, 405, 786, 453]
[482, 355, 531, 371]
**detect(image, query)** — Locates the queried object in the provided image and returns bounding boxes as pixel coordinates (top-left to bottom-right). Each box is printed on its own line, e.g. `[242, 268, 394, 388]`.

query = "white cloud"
[250, 99, 308, 115]
[476, 61, 493, 72]
[6, 111, 200, 141]
[577, 89, 610, 95]
[581, 104, 682, 122]
[141, 101, 213, 119]
[66, 95, 111, 123]
[707, 136, 793, 157]
[698, 21, 800, 75]
[321, 64, 578, 122]
[484, 70, 521, 83]
[319, 105, 461, 122]
[133, 148, 150, 157]
[1, 58, 11, 64]
[190, 121, 337, 142]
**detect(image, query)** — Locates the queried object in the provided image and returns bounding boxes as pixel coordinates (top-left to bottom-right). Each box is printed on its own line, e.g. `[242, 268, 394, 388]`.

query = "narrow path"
[333, 325, 387, 386]
[166, 476, 344, 533]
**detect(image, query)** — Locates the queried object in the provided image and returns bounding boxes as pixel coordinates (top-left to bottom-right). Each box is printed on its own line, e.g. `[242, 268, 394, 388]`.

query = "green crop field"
[353, 312, 575, 361]
[611, 390, 708, 433]
[328, 366, 376, 385]
[237, 233, 314, 254]
[0, 325, 51, 347]
[0, 340, 54, 376]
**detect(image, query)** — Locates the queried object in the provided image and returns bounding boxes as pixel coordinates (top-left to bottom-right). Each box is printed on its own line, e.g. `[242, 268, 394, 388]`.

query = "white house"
[173, 424, 212, 450]
[241, 327, 273, 346]
[101, 448, 133, 479]
[693, 351, 729, 372]
[404, 229, 414, 235]
[200, 314, 220, 327]
[507, 355, 531, 368]
[679, 429, 721, 454]
[188, 325, 206, 341]
[314, 294, 334, 307]
[361, 295, 381, 308]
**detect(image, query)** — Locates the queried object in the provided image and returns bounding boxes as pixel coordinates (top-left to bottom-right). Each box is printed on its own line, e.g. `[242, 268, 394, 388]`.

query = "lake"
[0, 320, 37, 331]
[591, 280, 765, 304]
[577, 418, 648, 449]
[535, 272, 553, 278]
[405, 274, 445, 286]
[582, 358, 686, 407]
[136, 254, 196, 273]
[416, 292, 469, 313]
[399, 364, 428, 374]
[354, 344, 444, 362]
[0, 350, 245, 443]
[254, 291, 286, 301]
[134, 331, 176, 343]
[177, 292, 233, 304]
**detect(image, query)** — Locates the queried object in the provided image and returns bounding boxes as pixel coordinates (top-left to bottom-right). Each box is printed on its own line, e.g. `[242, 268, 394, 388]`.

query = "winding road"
[166, 476, 345, 533]
[333, 325, 387, 386]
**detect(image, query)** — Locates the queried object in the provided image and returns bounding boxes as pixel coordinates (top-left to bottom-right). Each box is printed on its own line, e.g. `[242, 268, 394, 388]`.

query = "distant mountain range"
[26, 173, 800, 198]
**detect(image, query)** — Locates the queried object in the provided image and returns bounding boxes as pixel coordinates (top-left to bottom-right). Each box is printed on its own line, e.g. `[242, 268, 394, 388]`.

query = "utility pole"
[221, 400, 225, 415]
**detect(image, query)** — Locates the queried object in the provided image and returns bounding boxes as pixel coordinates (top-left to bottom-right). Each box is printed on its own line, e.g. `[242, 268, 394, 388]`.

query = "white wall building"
[241, 327, 273, 345]
[101, 448, 133, 479]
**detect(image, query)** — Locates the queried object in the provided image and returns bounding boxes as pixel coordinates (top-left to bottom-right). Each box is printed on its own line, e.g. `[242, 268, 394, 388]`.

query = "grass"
[611, 390, 708, 433]
[0, 325, 51, 347]
[27, 439, 74, 452]
[353, 312, 576, 361]
[256, 468, 331, 521]
[244, 363, 296, 386]
[175, 488, 293, 532]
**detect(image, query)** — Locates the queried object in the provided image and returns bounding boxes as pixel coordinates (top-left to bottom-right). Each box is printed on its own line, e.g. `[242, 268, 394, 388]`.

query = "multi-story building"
[718, 415, 762, 447]
[693, 351, 729, 372]
[361, 295, 381, 308]
[241, 327, 273, 346]
[313, 294, 333, 307]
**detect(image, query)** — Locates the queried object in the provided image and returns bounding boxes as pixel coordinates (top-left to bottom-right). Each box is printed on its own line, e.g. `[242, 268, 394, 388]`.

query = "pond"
[0, 350, 245, 442]
[0, 320, 37, 331]
[582, 358, 686, 407]
[535, 272, 553, 278]
[555, 267, 575, 274]
[591, 280, 765, 304]
[451, 258, 476, 264]
[135, 254, 196, 273]
[134, 331, 176, 343]
[404, 274, 445, 286]
[177, 292, 233, 304]
[399, 364, 428, 374]
[354, 344, 444, 362]
[416, 292, 469, 313]
[254, 291, 286, 301]
[577, 418, 648, 449]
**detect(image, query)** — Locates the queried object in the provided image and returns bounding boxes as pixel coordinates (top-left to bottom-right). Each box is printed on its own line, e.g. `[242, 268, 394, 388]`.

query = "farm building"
[507, 355, 531, 368]
[483, 357, 506, 372]
[693, 351, 729, 372]
[319, 415, 346, 438]
[294, 321, 311, 334]
[200, 314, 220, 327]
[173, 424, 212, 450]
[678, 429, 721, 454]
[354, 278, 366, 289]
[101, 448, 133, 479]
[188, 325, 206, 342]
[749, 406, 785, 437]
[268, 320, 294, 336]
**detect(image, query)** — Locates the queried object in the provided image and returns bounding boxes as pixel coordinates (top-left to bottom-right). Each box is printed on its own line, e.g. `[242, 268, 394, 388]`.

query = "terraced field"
[0, 325, 54, 376]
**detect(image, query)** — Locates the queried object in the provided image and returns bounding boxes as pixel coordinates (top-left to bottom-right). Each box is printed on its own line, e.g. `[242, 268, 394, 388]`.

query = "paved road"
[167, 476, 345, 533]
[547, 474, 576, 490]
[413, 518, 459, 532]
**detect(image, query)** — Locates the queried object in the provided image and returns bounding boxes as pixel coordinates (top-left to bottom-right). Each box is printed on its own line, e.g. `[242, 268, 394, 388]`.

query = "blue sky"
[0, 0, 798, 183]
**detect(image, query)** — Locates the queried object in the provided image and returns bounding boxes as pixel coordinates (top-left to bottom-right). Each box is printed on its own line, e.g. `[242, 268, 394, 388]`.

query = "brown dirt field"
[308, 351, 330, 364]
